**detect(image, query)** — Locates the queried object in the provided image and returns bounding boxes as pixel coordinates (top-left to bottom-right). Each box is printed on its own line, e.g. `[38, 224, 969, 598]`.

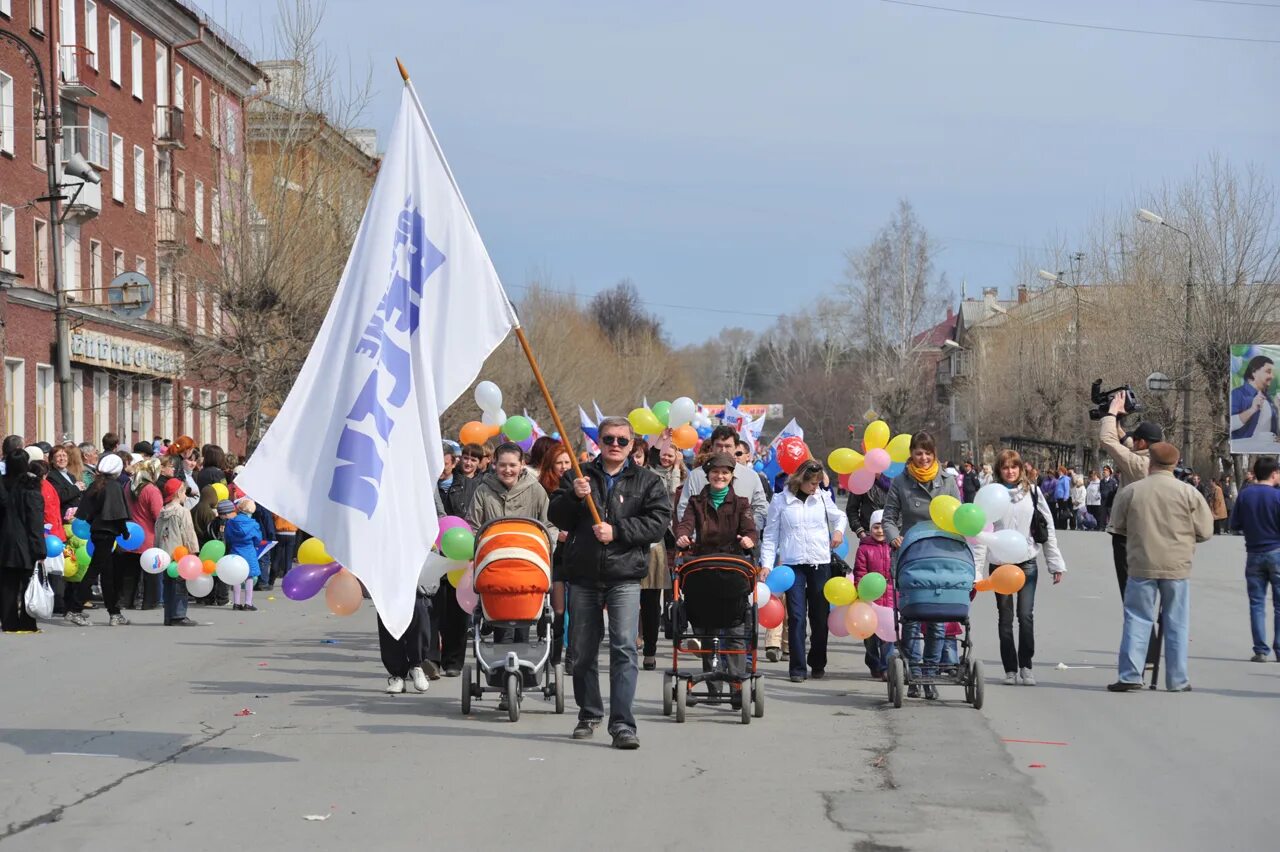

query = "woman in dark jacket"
[195, 445, 227, 491]
[0, 451, 46, 632]
[64, 453, 131, 625]
[191, 485, 229, 606]
[845, 474, 891, 541]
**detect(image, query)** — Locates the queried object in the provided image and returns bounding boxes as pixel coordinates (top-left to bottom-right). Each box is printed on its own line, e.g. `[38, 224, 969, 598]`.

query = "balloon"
[86, 540, 95, 556]
[929, 495, 961, 533]
[418, 551, 459, 588]
[186, 573, 214, 597]
[166, 562, 180, 578]
[517, 435, 535, 453]
[116, 521, 145, 552]
[456, 567, 475, 595]
[212, 482, 229, 502]
[459, 421, 489, 445]
[140, 547, 169, 574]
[886, 461, 905, 478]
[857, 572, 888, 603]
[974, 483, 1013, 524]
[777, 438, 810, 475]
[990, 563, 1028, 595]
[474, 380, 503, 413]
[45, 535, 64, 558]
[988, 529, 1033, 565]
[872, 603, 897, 642]
[325, 568, 364, 616]
[198, 540, 226, 563]
[652, 401, 672, 427]
[202, 560, 216, 574]
[845, 601, 878, 639]
[297, 537, 332, 565]
[215, 554, 251, 586]
[178, 555, 204, 581]
[628, 408, 664, 436]
[456, 582, 479, 614]
[282, 561, 341, 600]
[828, 606, 850, 637]
[445, 567, 468, 587]
[765, 564, 795, 594]
[886, 433, 912, 464]
[481, 407, 508, 427]
[973, 577, 994, 592]
[754, 460, 766, 473]
[440, 527, 476, 562]
[834, 536, 850, 560]
[752, 582, 772, 608]
[952, 503, 988, 537]
[669, 397, 696, 427]
[671, 424, 699, 450]
[827, 448, 864, 475]
[863, 448, 891, 474]
[502, 415, 533, 442]
[848, 466, 877, 495]
[758, 596, 784, 629]
[71, 518, 90, 539]
[864, 420, 891, 450]
[75, 545, 89, 565]
[823, 576, 858, 607]
[695, 424, 713, 440]
[173, 546, 190, 561]
[434, 515, 470, 548]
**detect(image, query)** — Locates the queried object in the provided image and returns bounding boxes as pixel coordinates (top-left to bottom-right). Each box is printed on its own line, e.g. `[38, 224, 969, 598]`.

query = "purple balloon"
[282, 562, 342, 601]
[517, 435, 536, 452]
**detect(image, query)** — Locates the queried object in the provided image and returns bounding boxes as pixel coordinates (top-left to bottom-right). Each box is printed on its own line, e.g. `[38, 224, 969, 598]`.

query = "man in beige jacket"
[1106, 443, 1213, 693]
[1099, 391, 1163, 595]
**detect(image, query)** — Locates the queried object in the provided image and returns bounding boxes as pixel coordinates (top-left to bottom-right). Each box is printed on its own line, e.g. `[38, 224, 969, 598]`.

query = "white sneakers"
[409, 667, 430, 692]
[1020, 668, 1036, 686]
[386, 676, 405, 694]
[1004, 672, 1018, 686]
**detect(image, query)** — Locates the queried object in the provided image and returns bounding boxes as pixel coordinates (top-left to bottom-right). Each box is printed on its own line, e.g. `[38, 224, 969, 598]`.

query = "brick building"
[1, 0, 260, 452]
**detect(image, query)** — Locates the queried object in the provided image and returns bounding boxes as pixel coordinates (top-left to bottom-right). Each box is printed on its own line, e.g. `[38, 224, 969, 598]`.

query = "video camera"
[1089, 379, 1142, 422]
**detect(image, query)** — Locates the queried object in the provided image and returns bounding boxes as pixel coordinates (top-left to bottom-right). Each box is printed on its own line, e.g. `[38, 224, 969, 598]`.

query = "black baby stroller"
[661, 553, 764, 724]
[887, 524, 984, 709]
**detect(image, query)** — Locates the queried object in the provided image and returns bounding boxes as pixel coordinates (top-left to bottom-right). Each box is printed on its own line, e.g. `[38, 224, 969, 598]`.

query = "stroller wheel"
[506, 673, 521, 723]
[752, 677, 764, 718]
[662, 672, 673, 717]
[553, 663, 565, 714]
[970, 659, 985, 710]
[889, 655, 905, 709]
[739, 679, 752, 725]
[461, 664, 473, 715]
[674, 678, 687, 723]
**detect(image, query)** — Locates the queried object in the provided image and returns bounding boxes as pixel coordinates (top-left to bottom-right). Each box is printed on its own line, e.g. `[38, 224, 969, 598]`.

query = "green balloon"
[75, 545, 90, 565]
[502, 415, 533, 442]
[440, 527, 476, 562]
[199, 540, 227, 562]
[952, 503, 988, 538]
[166, 562, 180, 578]
[652, 400, 672, 427]
[856, 572, 888, 604]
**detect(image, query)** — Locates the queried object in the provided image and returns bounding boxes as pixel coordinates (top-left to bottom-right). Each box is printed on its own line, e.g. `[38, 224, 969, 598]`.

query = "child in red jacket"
[853, 510, 894, 680]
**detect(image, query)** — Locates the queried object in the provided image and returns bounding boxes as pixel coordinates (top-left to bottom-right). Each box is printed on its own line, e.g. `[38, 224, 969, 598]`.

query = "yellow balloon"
[823, 576, 858, 607]
[212, 482, 229, 502]
[864, 420, 891, 450]
[627, 408, 664, 436]
[827, 448, 864, 475]
[929, 495, 961, 533]
[297, 537, 332, 565]
[446, 567, 467, 587]
[886, 433, 912, 464]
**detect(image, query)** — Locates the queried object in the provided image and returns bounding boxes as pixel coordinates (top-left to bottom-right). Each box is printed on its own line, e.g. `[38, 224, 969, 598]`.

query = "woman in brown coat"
[1209, 478, 1229, 535]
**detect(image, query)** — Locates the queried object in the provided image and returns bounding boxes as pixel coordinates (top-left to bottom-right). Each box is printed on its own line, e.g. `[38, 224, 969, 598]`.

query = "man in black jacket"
[435, 442, 483, 676]
[846, 474, 890, 541]
[549, 417, 671, 750]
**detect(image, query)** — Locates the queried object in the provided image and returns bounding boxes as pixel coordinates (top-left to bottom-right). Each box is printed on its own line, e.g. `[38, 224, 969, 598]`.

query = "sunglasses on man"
[601, 435, 631, 447]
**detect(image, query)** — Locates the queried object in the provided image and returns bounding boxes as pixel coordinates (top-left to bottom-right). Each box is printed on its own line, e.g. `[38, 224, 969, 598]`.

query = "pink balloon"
[838, 472, 851, 491]
[828, 605, 850, 637]
[456, 583, 478, 614]
[863, 448, 891, 474]
[873, 603, 896, 642]
[177, 554, 204, 581]
[849, 467, 877, 495]
[435, 516, 470, 548]
[457, 568, 474, 595]
[966, 522, 996, 547]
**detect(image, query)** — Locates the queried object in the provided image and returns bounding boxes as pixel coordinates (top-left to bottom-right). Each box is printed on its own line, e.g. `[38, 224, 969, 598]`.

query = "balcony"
[935, 360, 952, 387]
[156, 207, 188, 253]
[58, 45, 98, 100]
[55, 162, 102, 220]
[155, 106, 186, 149]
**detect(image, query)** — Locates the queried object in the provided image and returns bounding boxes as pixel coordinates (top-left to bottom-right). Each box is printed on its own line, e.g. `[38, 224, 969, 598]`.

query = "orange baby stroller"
[462, 517, 564, 721]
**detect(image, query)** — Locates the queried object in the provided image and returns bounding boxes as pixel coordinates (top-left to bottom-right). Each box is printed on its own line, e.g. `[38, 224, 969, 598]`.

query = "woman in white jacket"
[971, 449, 1066, 686]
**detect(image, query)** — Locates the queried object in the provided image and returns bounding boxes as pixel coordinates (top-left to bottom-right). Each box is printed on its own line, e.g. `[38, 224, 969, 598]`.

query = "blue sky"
[216, 0, 1279, 343]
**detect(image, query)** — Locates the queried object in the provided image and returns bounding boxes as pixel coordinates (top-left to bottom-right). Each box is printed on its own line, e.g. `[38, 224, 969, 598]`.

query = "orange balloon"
[325, 568, 364, 616]
[172, 546, 189, 561]
[459, 421, 488, 445]
[990, 564, 1027, 596]
[202, 560, 216, 574]
[844, 601, 878, 639]
[671, 424, 699, 450]
[973, 577, 994, 592]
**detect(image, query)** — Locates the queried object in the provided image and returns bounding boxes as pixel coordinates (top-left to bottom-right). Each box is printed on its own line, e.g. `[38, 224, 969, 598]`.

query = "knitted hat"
[98, 454, 124, 477]
[870, 509, 884, 526]
[217, 499, 236, 515]
[163, 478, 185, 500]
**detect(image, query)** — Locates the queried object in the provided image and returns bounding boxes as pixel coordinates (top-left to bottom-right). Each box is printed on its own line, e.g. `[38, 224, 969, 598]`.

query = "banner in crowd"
[1229, 344, 1280, 454]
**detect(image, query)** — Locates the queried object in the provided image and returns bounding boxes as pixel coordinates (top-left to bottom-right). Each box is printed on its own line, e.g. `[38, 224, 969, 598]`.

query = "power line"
[1194, 0, 1280, 8]
[506, 283, 784, 320]
[879, 0, 1280, 43]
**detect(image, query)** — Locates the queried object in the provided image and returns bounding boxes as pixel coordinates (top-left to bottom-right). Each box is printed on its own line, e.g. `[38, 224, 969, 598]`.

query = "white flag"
[238, 83, 516, 637]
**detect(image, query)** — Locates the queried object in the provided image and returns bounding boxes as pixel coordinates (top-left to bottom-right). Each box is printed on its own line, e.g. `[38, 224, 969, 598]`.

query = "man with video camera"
[1099, 391, 1164, 593]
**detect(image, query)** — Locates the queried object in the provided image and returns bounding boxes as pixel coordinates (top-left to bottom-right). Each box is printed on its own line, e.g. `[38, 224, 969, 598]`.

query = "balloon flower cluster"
[926, 485, 1030, 595]
[51, 518, 206, 584]
[458, 381, 537, 450]
[827, 420, 911, 495]
[418, 516, 480, 613]
[280, 538, 367, 616]
[821, 573, 895, 642]
[628, 397, 706, 449]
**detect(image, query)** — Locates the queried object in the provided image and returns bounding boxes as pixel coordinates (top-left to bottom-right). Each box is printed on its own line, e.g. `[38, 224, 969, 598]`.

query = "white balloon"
[480, 408, 507, 426]
[474, 381, 503, 413]
[185, 573, 214, 597]
[418, 551, 464, 589]
[987, 529, 1033, 565]
[669, 397, 696, 427]
[140, 547, 170, 574]
[754, 581, 771, 607]
[974, 484, 1012, 524]
[215, 554, 250, 586]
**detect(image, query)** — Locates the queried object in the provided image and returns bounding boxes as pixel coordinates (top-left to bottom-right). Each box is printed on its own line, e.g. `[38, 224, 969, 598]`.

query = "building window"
[222, 103, 237, 155]
[62, 221, 80, 294]
[0, 205, 14, 273]
[216, 391, 229, 447]
[0, 1, 10, 18]
[33, 218, 48, 289]
[87, 108, 108, 166]
[159, 382, 173, 439]
[0, 70, 14, 156]
[88, 238, 101, 303]
[93, 372, 109, 439]
[117, 377, 133, 440]
[28, 0, 42, 33]
[71, 368, 84, 443]
[155, 148, 170, 209]
[199, 389, 212, 443]
[154, 42, 167, 106]
[209, 91, 220, 146]
[154, 268, 169, 323]
[4, 359, 24, 437]
[130, 31, 142, 99]
[195, 286, 206, 330]
[31, 89, 46, 168]
[175, 169, 185, 211]
[138, 380, 152, 440]
[110, 132, 123, 200]
[194, 180, 204, 238]
[173, 63, 183, 111]
[192, 78, 202, 136]
[182, 386, 194, 438]
[210, 191, 220, 245]
[35, 364, 54, 442]
[84, 0, 98, 69]
[135, 255, 145, 276]
[107, 15, 120, 84]
[133, 144, 145, 212]
[112, 247, 123, 276]
[175, 273, 187, 326]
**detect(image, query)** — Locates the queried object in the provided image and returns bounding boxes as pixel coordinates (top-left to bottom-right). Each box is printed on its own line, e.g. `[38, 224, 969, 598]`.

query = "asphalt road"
[0, 530, 1275, 851]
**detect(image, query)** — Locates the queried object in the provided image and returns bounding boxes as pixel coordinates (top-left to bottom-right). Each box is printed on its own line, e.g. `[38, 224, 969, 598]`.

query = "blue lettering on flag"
[329, 198, 446, 518]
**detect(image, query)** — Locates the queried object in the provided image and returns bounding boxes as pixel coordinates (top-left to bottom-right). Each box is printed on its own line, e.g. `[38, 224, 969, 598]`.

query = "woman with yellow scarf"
[882, 432, 961, 700]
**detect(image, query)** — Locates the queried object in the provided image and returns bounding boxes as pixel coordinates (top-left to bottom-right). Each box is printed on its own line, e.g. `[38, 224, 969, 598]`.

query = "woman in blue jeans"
[760, 460, 846, 683]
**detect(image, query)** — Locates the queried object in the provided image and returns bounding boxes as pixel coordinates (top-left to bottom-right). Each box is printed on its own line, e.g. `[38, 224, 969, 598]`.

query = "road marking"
[50, 752, 119, 758]
[1002, 739, 1068, 746]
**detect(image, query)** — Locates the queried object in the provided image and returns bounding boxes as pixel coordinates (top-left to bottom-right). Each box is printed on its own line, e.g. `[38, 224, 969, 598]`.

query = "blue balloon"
[834, 537, 850, 560]
[116, 521, 145, 552]
[766, 564, 796, 595]
[71, 518, 91, 539]
[695, 424, 713, 440]
[886, 461, 905, 478]
[45, 534, 65, 558]
[87, 540, 95, 556]
[753, 460, 765, 473]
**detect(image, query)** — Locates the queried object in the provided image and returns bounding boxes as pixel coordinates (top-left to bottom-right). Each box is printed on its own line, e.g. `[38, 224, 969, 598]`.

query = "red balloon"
[777, 438, 810, 475]
[758, 596, 785, 629]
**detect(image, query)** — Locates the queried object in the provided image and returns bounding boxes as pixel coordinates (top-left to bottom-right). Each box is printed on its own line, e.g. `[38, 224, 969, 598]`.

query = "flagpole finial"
[396, 57, 410, 82]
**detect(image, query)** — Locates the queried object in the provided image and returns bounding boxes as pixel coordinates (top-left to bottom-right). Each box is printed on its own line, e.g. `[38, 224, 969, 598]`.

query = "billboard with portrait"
[1230, 344, 1280, 454]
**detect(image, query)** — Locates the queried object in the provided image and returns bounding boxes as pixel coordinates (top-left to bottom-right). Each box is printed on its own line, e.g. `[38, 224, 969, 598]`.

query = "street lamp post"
[1138, 208, 1194, 463]
[1038, 260, 1086, 468]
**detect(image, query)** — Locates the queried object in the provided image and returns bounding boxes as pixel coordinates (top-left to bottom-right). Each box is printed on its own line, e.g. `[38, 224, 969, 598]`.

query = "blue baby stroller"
[887, 524, 984, 709]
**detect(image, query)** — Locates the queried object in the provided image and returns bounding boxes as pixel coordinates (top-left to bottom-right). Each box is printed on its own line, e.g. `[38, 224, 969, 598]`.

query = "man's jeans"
[1118, 577, 1190, 689]
[568, 581, 640, 735]
[1245, 549, 1280, 657]
[163, 575, 188, 622]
